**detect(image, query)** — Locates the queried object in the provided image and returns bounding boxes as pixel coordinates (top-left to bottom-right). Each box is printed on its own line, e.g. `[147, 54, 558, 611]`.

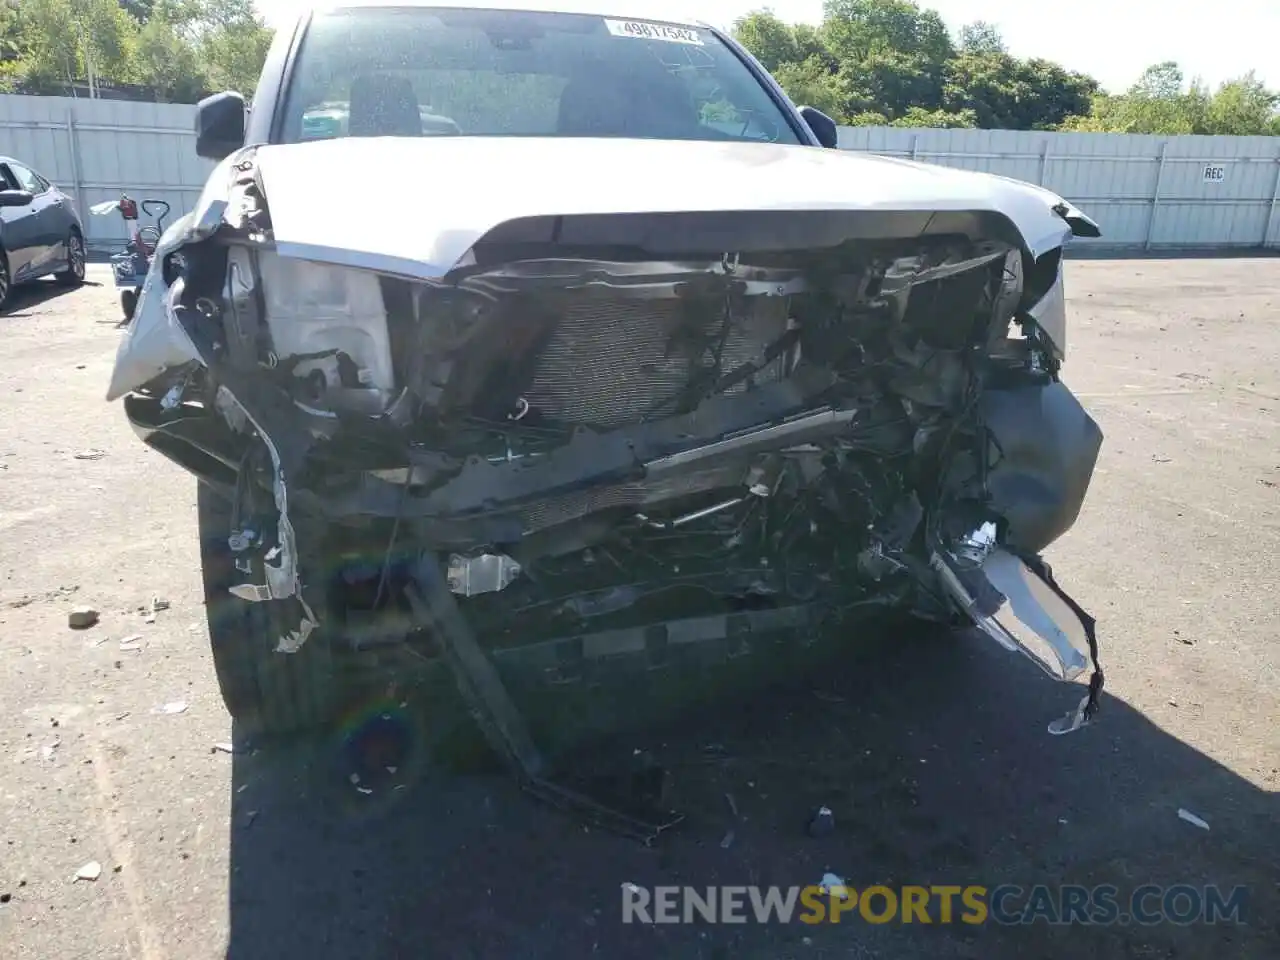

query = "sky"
[252, 0, 1279, 94]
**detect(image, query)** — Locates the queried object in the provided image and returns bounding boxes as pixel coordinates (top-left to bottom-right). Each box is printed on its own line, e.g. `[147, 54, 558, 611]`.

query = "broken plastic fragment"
[447, 553, 522, 596]
[74, 861, 102, 882]
[819, 872, 849, 900]
[957, 521, 999, 565]
[935, 548, 1091, 682]
[1047, 692, 1094, 736]
[277, 594, 319, 653]
[154, 701, 188, 715]
[1177, 808, 1210, 831]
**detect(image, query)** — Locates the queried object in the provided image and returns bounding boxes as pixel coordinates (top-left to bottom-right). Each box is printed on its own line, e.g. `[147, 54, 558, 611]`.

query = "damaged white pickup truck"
[107, 0, 1106, 828]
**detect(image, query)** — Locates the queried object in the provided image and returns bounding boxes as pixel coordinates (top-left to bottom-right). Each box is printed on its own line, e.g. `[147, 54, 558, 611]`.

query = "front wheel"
[55, 231, 86, 286]
[0, 251, 10, 311]
[198, 482, 337, 738]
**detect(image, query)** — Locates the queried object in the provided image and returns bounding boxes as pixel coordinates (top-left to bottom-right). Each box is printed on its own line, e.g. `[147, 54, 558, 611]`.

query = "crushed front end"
[110, 148, 1106, 803]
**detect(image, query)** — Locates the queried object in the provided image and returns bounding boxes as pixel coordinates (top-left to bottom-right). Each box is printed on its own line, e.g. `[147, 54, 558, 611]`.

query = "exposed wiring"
[372, 480, 410, 611]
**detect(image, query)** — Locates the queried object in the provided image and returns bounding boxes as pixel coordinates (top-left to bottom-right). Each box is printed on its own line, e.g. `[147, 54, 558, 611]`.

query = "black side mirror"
[195, 91, 247, 161]
[797, 106, 838, 149]
[0, 189, 33, 207]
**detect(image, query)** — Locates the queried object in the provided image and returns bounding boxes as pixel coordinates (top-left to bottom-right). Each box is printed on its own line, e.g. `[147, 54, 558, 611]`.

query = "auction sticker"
[604, 19, 704, 44]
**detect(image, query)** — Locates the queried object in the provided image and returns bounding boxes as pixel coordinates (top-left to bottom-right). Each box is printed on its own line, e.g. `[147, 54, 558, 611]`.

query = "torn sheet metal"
[104, 147, 251, 402]
[973, 548, 1092, 682]
[935, 544, 1104, 732]
[936, 546, 1088, 680]
[217, 387, 301, 605]
[213, 384, 318, 653]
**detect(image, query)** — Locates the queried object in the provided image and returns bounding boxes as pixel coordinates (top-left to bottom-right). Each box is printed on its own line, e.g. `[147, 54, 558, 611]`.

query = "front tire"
[0, 250, 10, 310]
[55, 231, 86, 286]
[198, 482, 337, 737]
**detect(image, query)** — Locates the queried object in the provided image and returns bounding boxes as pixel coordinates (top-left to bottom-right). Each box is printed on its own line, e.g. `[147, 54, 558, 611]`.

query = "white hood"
[253, 137, 1077, 278]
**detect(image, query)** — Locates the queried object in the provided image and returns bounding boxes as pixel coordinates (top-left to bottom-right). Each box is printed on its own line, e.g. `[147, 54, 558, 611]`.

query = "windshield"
[278, 7, 802, 145]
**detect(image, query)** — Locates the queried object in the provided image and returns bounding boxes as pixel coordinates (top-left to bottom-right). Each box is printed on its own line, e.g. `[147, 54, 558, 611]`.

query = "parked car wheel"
[120, 288, 137, 321]
[56, 230, 86, 286]
[198, 482, 337, 737]
[0, 250, 9, 310]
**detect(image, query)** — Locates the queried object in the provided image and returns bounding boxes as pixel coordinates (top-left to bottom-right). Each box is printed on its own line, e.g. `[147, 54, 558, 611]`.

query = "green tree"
[731, 2, 1276, 133]
[732, 9, 799, 72]
[10, 0, 139, 91]
[818, 0, 955, 118]
[821, 0, 954, 65]
[1060, 64, 1278, 135]
[1060, 63, 1209, 134]
[771, 56, 852, 119]
[199, 11, 272, 95]
[944, 53, 1096, 130]
[792, 23, 836, 69]
[845, 48, 943, 117]
[134, 13, 206, 101]
[957, 20, 1004, 55]
[1202, 71, 1279, 135]
[119, 0, 157, 23]
[891, 105, 976, 127]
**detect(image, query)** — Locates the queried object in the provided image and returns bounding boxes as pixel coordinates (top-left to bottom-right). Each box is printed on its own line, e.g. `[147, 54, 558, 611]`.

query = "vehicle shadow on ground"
[223, 625, 1279, 960]
[1, 278, 102, 317]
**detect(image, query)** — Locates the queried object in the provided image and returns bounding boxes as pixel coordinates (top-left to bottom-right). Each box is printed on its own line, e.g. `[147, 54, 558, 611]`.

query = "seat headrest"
[557, 66, 700, 139]
[348, 74, 422, 137]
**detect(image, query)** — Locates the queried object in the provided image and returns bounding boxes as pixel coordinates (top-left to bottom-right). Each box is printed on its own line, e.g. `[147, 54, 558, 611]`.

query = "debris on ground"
[73, 861, 102, 882]
[818, 872, 849, 900]
[72, 450, 106, 461]
[118, 635, 142, 652]
[68, 607, 99, 630]
[1177, 808, 1210, 831]
[138, 597, 169, 624]
[807, 806, 835, 838]
[42, 739, 61, 761]
[724, 792, 739, 819]
[211, 742, 235, 754]
[154, 701, 188, 716]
